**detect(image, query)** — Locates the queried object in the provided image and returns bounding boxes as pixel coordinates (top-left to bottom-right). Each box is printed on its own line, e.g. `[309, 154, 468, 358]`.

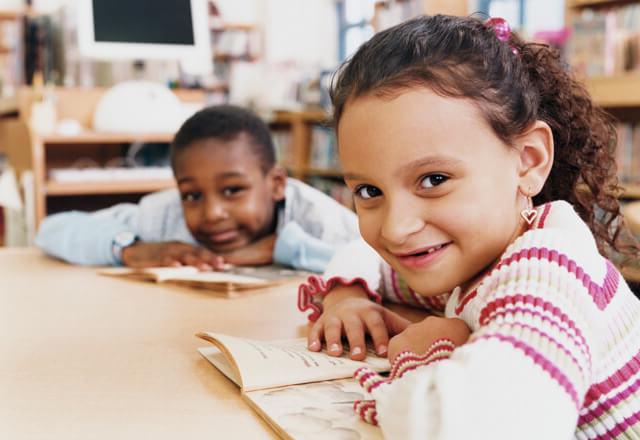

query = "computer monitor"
[77, 0, 211, 63]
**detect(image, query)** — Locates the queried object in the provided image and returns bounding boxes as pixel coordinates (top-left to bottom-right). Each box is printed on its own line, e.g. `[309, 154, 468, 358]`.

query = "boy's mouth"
[206, 229, 240, 244]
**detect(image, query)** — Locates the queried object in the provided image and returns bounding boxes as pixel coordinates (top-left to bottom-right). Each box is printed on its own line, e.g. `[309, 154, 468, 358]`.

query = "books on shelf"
[197, 332, 386, 439]
[271, 129, 292, 165]
[309, 125, 340, 171]
[615, 122, 640, 186]
[99, 265, 308, 297]
[306, 176, 353, 209]
[569, 4, 640, 78]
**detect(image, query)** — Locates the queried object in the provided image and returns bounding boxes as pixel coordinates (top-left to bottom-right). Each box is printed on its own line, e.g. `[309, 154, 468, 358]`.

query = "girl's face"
[339, 88, 526, 296]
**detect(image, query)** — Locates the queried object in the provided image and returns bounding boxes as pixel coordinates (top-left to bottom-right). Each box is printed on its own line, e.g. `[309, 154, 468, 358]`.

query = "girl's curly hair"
[330, 14, 638, 260]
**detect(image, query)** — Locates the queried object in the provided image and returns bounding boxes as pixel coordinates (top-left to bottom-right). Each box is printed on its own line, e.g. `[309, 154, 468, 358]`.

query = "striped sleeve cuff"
[297, 275, 382, 321]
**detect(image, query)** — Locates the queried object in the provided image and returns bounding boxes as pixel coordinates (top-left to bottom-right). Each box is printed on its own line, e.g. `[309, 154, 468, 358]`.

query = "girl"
[298, 15, 640, 439]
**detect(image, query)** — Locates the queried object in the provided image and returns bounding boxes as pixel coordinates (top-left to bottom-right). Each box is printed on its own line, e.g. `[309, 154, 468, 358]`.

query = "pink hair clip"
[485, 17, 519, 55]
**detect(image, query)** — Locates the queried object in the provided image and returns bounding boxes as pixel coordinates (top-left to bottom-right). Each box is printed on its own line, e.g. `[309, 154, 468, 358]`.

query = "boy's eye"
[181, 191, 202, 202]
[355, 185, 382, 200]
[420, 174, 448, 189]
[222, 186, 246, 197]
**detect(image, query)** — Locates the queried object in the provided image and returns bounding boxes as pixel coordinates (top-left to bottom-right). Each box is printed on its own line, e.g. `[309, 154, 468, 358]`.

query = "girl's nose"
[380, 200, 425, 246]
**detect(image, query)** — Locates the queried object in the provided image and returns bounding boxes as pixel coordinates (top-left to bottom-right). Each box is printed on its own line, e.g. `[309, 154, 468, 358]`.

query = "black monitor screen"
[92, 0, 195, 45]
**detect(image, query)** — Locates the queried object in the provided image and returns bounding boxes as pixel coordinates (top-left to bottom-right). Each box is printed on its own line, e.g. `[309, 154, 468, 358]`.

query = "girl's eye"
[355, 185, 382, 200]
[181, 191, 201, 202]
[222, 186, 245, 197]
[420, 174, 449, 189]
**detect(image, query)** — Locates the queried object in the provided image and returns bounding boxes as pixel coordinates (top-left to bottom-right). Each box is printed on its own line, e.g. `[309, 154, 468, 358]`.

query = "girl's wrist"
[323, 285, 369, 309]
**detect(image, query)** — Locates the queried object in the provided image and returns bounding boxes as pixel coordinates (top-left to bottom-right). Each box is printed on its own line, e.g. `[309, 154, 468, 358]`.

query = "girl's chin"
[396, 272, 459, 298]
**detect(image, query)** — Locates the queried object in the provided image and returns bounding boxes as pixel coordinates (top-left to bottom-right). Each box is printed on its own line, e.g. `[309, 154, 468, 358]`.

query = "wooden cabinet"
[0, 87, 204, 227]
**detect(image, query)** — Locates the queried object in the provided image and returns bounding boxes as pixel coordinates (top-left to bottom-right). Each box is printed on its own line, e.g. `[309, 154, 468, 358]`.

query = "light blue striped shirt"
[35, 178, 360, 273]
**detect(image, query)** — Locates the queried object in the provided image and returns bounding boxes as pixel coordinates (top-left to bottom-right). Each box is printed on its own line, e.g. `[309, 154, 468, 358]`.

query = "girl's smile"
[392, 242, 452, 270]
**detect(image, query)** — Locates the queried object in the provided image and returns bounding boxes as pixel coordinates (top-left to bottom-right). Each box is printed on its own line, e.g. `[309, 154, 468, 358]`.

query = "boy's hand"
[221, 234, 276, 266]
[121, 241, 225, 270]
[387, 316, 471, 363]
[307, 286, 411, 361]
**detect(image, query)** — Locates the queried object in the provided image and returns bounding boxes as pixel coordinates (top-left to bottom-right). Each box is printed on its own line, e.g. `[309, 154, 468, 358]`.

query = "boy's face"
[173, 134, 286, 254]
[338, 88, 526, 296]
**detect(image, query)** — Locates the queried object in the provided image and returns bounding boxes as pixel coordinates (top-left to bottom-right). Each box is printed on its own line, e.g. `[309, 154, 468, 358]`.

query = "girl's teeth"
[425, 245, 442, 254]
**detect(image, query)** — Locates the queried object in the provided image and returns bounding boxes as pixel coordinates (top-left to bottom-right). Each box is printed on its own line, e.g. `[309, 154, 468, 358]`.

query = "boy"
[36, 105, 359, 273]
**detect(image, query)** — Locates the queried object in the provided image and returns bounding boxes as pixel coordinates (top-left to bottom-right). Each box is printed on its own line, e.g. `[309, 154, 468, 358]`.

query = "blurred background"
[0, 0, 636, 286]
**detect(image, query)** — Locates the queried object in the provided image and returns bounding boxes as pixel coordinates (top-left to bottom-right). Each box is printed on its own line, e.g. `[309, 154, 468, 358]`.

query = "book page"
[98, 266, 200, 282]
[197, 332, 390, 392]
[99, 265, 306, 285]
[244, 379, 382, 440]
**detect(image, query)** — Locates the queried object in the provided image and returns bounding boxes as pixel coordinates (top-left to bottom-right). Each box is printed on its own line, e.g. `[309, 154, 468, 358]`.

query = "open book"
[196, 332, 388, 439]
[99, 265, 308, 297]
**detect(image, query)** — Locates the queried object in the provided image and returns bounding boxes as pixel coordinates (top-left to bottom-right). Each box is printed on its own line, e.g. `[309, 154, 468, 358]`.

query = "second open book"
[197, 332, 388, 439]
[99, 265, 308, 297]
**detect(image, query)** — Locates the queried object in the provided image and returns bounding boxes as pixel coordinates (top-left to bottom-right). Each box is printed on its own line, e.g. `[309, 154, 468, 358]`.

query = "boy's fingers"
[161, 255, 181, 267]
[211, 256, 226, 271]
[343, 318, 366, 360]
[323, 317, 343, 356]
[363, 312, 390, 357]
[196, 248, 219, 265]
[180, 253, 200, 267]
[307, 321, 323, 351]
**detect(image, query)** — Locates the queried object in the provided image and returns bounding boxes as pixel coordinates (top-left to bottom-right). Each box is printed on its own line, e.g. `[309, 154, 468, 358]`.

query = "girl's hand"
[221, 234, 276, 267]
[388, 316, 471, 362]
[121, 241, 225, 270]
[307, 286, 411, 361]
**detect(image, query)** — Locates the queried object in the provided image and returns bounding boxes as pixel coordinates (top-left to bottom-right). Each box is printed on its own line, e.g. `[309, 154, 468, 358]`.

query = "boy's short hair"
[171, 105, 276, 173]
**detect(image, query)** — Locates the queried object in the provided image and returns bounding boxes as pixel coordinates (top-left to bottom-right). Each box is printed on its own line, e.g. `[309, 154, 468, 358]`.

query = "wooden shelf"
[304, 168, 343, 178]
[622, 184, 640, 199]
[45, 179, 175, 196]
[622, 266, 640, 283]
[568, 0, 636, 8]
[211, 23, 257, 32]
[585, 74, 640, 108]
[213, 54, 259, 63]
[272, 109, 329, 124]
[41, 131, 175, 144]
[0, 10, 22, 20]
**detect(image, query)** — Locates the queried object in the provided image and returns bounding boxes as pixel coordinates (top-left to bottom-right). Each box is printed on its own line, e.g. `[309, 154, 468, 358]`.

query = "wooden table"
[0, 248, 311, 439]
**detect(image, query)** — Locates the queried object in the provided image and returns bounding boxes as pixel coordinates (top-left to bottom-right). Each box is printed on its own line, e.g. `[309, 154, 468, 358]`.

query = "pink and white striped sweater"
[298, 201, 640, 439]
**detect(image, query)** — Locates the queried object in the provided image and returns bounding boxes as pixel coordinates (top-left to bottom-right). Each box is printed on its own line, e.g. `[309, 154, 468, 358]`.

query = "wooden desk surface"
[0, 248, 310, 439]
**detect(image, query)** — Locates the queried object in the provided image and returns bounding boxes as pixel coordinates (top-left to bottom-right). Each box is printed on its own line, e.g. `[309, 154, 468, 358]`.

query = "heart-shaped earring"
[521, 208, 537, 225]
[520, 188, 537, 226]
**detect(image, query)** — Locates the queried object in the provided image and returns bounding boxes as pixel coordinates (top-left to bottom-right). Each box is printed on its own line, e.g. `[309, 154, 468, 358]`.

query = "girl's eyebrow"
[397, 156, 463, 177]
[344, 156, 463, 181]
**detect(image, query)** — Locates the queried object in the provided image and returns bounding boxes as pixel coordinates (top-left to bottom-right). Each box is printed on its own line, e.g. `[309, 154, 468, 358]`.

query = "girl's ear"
[515, 120, 554, 196]
[268, 164, 287, 202]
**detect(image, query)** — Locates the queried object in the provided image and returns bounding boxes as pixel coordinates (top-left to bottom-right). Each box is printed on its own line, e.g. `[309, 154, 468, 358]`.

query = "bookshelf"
[566, 0, 640, 284]
[0, 86, 203, 227]
[270, 109, 332, 180]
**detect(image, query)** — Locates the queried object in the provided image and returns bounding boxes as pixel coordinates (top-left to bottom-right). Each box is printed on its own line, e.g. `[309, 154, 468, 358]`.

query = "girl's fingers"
[363, 312, 390, 357]
[343, 317, 366, 360]
[383, 309, 412, 336]
[307, 320, 324, 351]
[323, 317, 343, 356]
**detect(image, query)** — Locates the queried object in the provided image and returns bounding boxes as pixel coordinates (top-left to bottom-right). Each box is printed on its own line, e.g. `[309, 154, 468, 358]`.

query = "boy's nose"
[204, 202, 229, 222]
[380, 201, 425, 246]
